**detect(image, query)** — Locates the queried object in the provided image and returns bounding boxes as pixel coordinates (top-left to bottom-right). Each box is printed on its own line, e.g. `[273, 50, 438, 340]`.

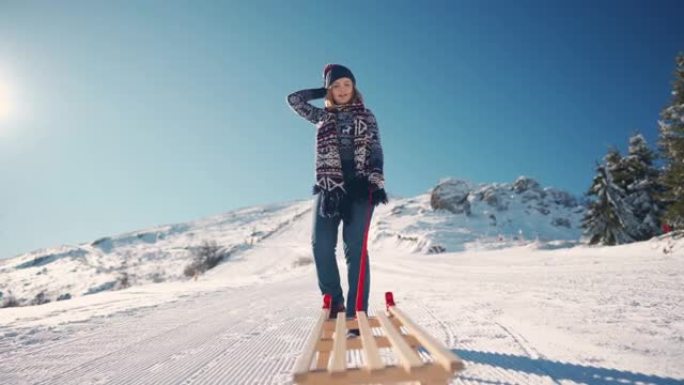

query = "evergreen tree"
[622, 133, 664, 239]
[582, 152, 639, 245]
[657, 53, 684, 229]
[583, 162, 617, 245]
[604, 147, 630, 189]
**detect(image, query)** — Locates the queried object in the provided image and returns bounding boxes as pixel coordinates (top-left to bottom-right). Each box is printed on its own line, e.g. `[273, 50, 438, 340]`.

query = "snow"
[0, 199, 310, 305]
[1, 189, 683, 384]
[1, 178, 587, 306]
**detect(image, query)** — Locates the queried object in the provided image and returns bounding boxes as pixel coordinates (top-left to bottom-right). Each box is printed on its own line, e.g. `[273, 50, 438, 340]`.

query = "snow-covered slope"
[1, 176, 587, 308]
[0, 200, 682, 384]
[0, 200, 313, 307]
[0, 182, 684, 385]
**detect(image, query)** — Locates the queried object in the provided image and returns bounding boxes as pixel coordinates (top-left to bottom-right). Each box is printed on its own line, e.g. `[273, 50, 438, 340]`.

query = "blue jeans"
[311, 192, 374, 318]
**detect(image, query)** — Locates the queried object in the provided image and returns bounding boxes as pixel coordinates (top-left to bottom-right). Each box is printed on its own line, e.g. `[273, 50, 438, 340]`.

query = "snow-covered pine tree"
[657, 52, 684, 229]
[583, 162, 616, 245]
[604, 147, 629, 188]
[622, 133, 664, 240]
[582, 151, 639, 245]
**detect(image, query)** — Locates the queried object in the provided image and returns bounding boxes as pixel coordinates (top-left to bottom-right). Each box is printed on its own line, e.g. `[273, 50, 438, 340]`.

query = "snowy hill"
[0, 176, 586, 308]
[0, 178, 683, 384]
[380, 176, 586, 254]
[0, 200, 313, 307]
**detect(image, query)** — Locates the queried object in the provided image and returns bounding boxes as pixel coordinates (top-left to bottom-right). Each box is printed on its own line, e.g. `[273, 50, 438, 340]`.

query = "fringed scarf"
[312, 102, 387, 218]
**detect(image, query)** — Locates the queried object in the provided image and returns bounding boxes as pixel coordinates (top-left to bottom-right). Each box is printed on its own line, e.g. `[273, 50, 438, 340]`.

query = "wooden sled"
[293, 292, 465, 385]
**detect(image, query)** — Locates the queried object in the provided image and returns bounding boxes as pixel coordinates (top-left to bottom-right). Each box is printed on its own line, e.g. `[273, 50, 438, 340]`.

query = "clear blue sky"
[0, 0, 682, 259]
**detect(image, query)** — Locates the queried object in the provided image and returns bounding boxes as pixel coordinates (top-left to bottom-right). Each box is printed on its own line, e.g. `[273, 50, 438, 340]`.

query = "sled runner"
[292, 292, 465, 385]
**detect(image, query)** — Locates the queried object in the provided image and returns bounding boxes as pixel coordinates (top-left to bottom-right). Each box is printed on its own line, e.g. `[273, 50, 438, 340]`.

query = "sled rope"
[355, 187, 374, 313]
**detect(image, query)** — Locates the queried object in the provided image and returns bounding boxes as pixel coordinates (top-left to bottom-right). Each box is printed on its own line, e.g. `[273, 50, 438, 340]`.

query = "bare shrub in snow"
[57, 293, 72, 301]
[184, 240, 229, 278]
[30, 291, 50, 306]
[1, 293, 20, 308]
[116, 270, 130, 290]
[150, 271, 165, 283]
[115, 255, 131, 290]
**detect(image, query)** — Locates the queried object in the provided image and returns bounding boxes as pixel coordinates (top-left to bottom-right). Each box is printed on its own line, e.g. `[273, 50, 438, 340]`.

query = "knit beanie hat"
[323, 64, 356, 89]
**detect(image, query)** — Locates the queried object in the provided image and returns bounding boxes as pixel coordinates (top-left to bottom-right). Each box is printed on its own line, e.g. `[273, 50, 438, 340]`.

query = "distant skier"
[287, 64, 388, 328]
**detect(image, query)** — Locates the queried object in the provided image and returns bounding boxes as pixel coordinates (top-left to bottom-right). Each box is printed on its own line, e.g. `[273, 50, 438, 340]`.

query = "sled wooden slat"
[324, 318, 381, 331]
[356, 311, 384, 371]
[296, 365, 453, 385]
[293, 307, 329, 376]
[388, 305, 465, 372]
[315, 326, 332, 370]
[328, 314, 348, 373]
[293, 292, 465, 385]
[376, 310, 423, 370]
[315, 334, 420, 351]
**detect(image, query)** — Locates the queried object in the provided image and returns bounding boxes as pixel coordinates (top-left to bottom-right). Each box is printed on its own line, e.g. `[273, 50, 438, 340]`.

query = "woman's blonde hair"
[324, 86, 364, 109]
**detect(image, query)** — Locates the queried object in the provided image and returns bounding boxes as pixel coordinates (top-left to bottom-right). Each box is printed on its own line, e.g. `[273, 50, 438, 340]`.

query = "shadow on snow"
[453, 349, 683, 385]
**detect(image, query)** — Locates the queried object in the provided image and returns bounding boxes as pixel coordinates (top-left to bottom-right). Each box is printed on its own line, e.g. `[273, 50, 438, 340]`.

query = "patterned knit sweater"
[287, 88, 388, 213]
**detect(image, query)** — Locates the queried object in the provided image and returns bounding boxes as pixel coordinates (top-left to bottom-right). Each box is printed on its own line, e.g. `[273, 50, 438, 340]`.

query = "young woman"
[287, 64, 388, 324]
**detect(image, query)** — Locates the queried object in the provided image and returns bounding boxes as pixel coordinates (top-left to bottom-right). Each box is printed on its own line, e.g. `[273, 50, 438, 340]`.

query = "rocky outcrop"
[430, 179, 472, 215]
[430, 176, 582, 220]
